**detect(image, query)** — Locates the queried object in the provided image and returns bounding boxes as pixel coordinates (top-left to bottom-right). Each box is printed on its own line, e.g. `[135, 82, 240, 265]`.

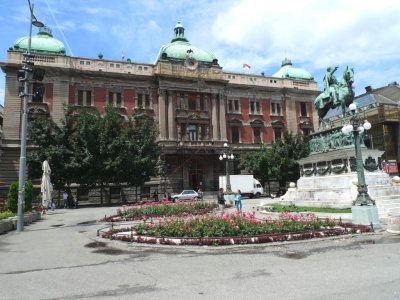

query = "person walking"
[235, 189, 243, 214]
[62, 190, 68, 208]
[217, 188, 225, 216]
[72, 193, 78, 209]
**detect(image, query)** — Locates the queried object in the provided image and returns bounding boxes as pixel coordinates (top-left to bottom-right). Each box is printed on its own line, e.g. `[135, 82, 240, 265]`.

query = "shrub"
[6, 182, 18, 213]
[0, 210, 14, 220]
[6, 180, 35, 213]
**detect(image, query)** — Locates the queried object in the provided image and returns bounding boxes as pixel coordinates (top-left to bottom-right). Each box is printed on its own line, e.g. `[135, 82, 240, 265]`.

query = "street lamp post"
[342, 102, 379, 227]
[219, 143, 234, 193]
[17, 0, 44, 232]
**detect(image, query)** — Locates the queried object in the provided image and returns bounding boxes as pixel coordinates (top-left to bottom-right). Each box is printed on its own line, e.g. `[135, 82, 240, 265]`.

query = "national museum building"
[0, 22, 319, 200]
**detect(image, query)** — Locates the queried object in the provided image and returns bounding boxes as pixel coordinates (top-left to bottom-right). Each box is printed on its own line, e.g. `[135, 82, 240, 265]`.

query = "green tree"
[240, 145, 273, 192]
[27, 105, 161, 204]
[73, 105, 127, 203]
[119, 108, 161, 199]
[241, 132, 310, 190]
[28, 106, 77, 202]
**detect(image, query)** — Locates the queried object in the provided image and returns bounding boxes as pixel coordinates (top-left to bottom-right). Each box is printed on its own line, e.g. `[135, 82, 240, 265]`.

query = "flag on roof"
[122, 51, 125, 61]
[243, 63, 251, 70]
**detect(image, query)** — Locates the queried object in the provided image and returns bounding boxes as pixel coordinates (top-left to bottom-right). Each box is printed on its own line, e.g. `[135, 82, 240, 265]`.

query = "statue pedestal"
[279, 148, 400, 218]
[352, 206, 380, 228]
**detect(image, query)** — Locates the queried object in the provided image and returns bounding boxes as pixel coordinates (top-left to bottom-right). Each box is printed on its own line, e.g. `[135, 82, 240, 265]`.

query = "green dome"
[156, 22, 217, 63]
[272, 58, 313, 81]
[13, 27, 66, 55]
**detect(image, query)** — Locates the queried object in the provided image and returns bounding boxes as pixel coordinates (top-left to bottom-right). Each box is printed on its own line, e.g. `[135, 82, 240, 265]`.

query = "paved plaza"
[1, 198, 399, 300]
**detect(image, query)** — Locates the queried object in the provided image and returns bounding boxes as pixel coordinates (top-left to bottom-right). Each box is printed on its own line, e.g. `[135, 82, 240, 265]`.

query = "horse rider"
[323, 66, 340, 105]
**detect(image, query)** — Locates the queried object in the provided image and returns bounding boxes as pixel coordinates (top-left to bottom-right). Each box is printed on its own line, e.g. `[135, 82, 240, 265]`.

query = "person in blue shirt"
[235, 189, 243, 214]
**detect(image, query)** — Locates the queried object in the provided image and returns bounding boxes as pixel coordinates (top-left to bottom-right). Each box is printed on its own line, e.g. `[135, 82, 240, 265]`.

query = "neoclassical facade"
[0, 23, 319, 199]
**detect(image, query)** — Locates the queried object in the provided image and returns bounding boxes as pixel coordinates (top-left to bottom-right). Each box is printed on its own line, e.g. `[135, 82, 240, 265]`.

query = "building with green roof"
[1, 21, 320, 200]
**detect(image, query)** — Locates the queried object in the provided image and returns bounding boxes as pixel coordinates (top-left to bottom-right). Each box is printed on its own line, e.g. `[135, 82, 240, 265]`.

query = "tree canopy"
[240, 132, 310, 188]
[27, 105, 161, 201]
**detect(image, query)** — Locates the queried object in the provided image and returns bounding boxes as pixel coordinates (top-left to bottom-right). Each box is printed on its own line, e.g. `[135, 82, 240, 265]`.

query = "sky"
[1, 0, 400, 106]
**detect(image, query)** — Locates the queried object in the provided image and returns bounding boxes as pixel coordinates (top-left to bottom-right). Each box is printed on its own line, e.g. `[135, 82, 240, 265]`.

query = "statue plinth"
[280, 147, 400, 218]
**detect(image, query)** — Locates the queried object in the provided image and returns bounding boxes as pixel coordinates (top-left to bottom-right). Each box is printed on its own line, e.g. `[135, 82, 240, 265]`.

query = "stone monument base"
[279, 148, 400, 218]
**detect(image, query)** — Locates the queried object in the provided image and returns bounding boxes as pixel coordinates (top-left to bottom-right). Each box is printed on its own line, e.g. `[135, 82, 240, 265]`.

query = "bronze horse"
[314, 66, 355, 128]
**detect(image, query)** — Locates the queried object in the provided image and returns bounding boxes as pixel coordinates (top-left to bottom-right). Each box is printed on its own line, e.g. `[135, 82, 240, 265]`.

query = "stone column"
[211, 94, 218, 140]
[219, 93, 227, 141]
[167, 91, 175, 140]
[158, 89, 167, 140]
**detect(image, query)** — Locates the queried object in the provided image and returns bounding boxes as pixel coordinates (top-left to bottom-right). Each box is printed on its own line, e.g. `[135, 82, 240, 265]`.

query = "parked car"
[171, 190, 200, 201]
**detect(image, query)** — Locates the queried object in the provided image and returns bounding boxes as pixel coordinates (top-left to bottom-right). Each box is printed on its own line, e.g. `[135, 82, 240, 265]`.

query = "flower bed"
[103, 200, 218, 222]
[100, 211, 372, 246]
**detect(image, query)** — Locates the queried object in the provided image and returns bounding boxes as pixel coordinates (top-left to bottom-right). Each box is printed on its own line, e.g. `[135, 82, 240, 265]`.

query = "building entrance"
[188, 159, 203, 191]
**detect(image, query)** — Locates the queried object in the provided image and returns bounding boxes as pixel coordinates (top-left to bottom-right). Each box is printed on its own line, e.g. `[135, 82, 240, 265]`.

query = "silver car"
[172, 190, 200, 201]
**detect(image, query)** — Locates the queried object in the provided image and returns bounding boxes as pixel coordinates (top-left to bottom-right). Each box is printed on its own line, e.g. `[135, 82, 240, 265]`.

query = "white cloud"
[210, 0, 400, 70]
[82, 22, 100, 33]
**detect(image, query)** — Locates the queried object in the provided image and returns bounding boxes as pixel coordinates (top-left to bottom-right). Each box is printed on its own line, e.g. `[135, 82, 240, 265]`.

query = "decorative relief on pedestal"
[316, 161, 330, 175]
[364, 156, 378, 172]
[331, 158, 348, 174]
[302, 163, 315, 177]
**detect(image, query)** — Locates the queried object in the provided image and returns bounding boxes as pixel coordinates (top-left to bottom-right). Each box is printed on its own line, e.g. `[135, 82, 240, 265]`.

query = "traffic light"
[32, 83, 45, 102]
[17, 70, 26, 82]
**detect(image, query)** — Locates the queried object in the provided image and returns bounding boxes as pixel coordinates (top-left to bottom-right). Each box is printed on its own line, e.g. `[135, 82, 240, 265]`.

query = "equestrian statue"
[314, 65, 355, 128]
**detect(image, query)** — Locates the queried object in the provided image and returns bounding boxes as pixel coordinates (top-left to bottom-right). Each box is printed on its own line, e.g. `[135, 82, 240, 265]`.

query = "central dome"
[156, 22, 217, 64]
[13, 27, 66, 55]
[272, 58, 314, 81]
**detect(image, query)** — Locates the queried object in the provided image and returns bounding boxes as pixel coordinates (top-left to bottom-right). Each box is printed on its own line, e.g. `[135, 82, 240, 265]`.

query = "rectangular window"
[231, 127, 240, 144]
[137, 94, 143, 107]
[253, 127, 261, 143]
[234, 100, 239, 111]
[188, 124, 198, 141]
[228, 99, 240, 113]
[228, 100, 233, 112]
[188, 97, 196, 110]
[250, 99, 262, 114]
[137, 93, 151, 109]
[271, 102, 281, 115]
[108, 92, 114, 105]
[77, 90, 92, 106]
[77, 90, 84, 106]
[116, 93, 122, 107]
[300, 102, 307, 117]
[86, 91, 92, 106]
[274, 128, 282, 141]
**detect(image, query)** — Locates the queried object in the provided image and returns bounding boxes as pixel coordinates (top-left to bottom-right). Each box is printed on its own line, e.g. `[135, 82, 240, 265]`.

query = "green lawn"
[270, 204, 351, 214]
